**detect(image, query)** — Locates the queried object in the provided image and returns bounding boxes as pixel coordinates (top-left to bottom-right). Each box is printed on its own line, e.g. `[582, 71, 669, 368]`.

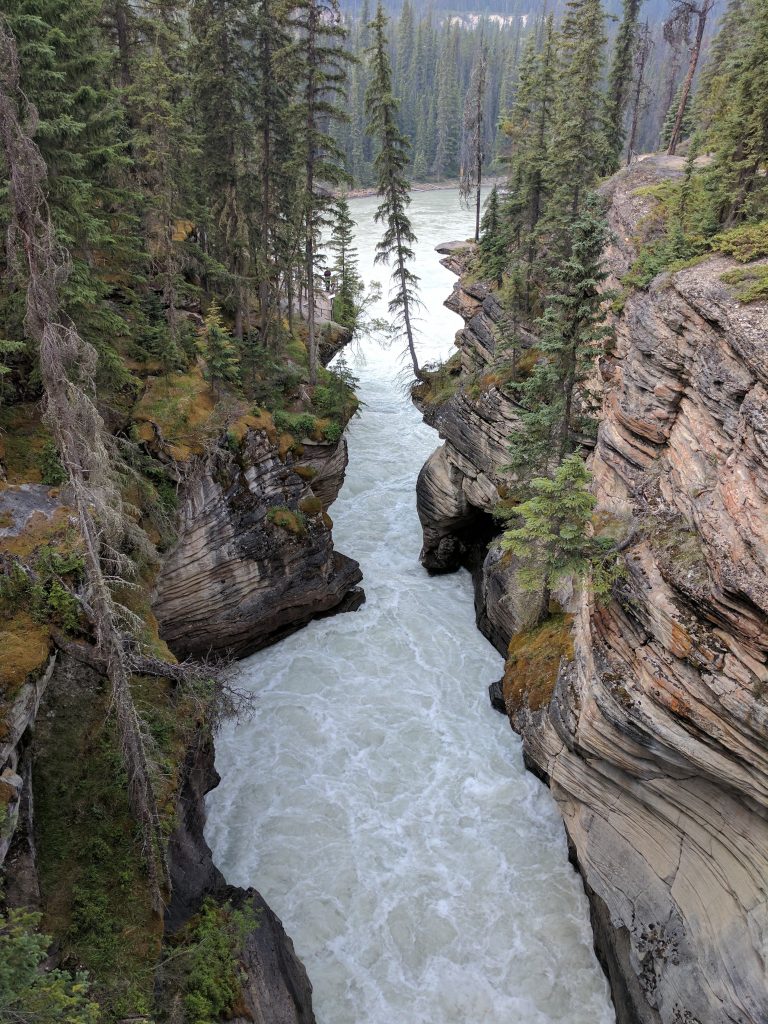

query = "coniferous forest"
[0, 0, 766, 1020]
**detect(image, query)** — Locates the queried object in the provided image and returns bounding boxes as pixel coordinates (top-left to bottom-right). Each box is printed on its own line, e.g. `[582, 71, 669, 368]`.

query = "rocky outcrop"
[166, 722, 315, 1023]
[418, 158, 768, 1024]
[154, 425, 363, 659]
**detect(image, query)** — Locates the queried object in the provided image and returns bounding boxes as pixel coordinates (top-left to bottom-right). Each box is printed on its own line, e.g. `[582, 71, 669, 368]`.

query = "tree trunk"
[626, 24, 650, 166]
[667, 1, 711, 156]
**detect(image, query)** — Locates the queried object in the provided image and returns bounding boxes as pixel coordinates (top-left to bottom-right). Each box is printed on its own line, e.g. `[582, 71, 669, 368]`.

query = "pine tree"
[700, 0, 768, 225]
[1, 0, 136, 374]
[625, 21, 654, 165]
[128, 3, 196, 357]
[604, 0, 643, 173]
[507, 196, 611, 479]
[459, 42, 488, 242]
[479, 185, 506, 285]
[665, 0, 716, 155]
[545, 0, 609, 223]
[497, 16, 557, 311]
[660, 80, 694, 148]
[328, 198, 364, 330]
[366, 2, 423, 381]
[190, 0, 259, 340]
[199, 300, 241, 394]
[291, 0, 352, 385]
[501, 453, 617, 601]
[253, 0, 296, 351]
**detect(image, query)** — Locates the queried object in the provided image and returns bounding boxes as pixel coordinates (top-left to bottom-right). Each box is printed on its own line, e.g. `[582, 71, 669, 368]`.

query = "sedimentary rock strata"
[154, 426, 363, 659]
[418, 158, 768, 1024]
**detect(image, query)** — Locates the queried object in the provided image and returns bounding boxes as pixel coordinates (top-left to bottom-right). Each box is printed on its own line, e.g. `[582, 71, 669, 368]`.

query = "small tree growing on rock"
[501, 453, 621, 605]
[199, 300, 241, 395]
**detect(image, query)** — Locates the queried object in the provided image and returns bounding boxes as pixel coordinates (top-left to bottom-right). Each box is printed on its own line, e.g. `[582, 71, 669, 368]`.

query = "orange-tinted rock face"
[419, 158, 768, 1024]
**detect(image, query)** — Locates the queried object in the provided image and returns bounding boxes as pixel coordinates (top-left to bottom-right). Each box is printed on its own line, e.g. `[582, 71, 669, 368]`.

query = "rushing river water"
[206, 191, 615, 1024]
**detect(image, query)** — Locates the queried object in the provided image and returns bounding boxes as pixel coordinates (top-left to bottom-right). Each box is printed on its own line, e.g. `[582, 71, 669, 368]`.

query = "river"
[205, 190, 615, 1024]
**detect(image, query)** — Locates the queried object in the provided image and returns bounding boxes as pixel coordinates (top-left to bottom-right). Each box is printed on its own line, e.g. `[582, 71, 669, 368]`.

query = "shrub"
[298, 496, 323, 516]
[0, 908, 99, 1024]
[322, 422, 342, 444]
[40, 440, 67, 485]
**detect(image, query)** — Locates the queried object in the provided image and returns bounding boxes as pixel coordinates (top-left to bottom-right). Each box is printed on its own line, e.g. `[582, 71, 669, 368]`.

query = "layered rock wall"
[154, 425, 363, 659]
[416, 158, 768, 1024]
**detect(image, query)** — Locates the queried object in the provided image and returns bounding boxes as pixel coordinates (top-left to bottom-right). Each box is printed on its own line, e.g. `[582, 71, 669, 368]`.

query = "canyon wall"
[153, 421, 363, 659]
[416, 156, 768, 1024]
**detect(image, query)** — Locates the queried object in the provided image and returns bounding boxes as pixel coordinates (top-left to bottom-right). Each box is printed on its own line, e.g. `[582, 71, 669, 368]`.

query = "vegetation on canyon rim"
[0, 0, 765, 1018]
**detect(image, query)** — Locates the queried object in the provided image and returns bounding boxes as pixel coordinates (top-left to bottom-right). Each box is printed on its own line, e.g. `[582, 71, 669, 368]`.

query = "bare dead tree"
[0, 18, 168, 911]
[459, 44, 488, 243]
[664, 0, 715, 155]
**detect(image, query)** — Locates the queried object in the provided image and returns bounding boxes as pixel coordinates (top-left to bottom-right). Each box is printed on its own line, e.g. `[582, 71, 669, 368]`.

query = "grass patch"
[502, 614, 574, 715]
[133, 366, 216, 461]
[267, 506, 306, 535]
[720, 264, 768, 303]
[298, 496, 323, 516]
[412, 353, 462, 408]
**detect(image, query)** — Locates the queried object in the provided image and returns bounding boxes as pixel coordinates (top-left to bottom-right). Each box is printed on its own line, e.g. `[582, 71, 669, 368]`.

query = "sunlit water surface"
[206, 191, 615, 1024]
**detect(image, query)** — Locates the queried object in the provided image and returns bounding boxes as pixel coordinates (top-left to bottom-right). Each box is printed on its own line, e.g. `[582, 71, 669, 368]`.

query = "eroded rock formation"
[154, 425, 363, 659]
[416, 157, 768, 1024]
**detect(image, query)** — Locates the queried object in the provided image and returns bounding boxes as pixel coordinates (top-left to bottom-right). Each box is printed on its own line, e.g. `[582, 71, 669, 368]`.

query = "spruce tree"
[2, 0, 135, 373]
[665, 0, 716, 155]
[328, 198, 364, 330]
[291, 0, 352, 385]
[501, 453, 618, 601]
[190, 0, 259, 340]
[604, 0, 643, 173]
[545, 0, 608, 224]
[199, 300, 241, 395]
[253, 0, 295, 351]
[459, 43, 488, 242]
[366, 2, 423, 381]
[700, 0, 768, 225]
[507, 195, 611, 480]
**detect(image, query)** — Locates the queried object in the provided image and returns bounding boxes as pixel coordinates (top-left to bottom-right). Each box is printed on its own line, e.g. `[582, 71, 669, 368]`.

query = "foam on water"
[205, 191, 616, 1024]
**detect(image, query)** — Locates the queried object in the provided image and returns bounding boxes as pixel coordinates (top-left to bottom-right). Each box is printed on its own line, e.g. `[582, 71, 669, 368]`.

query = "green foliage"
[273, 410, 317, 436]
[2, 544, 85, 634]
[267, 505, 307, 534]
[713, 221, 768, 262]
[501, 453, 622, 599]
[198, 301, 241, 393]
[171, 899, 258, 1024]
[40, 440, 67, 485]
[366, 2, 422, 380]
[322, 421, 343, 443]
[507, 195, 611, 478]
[720, 264, 768, 302]
[0, 909, 100, 1024]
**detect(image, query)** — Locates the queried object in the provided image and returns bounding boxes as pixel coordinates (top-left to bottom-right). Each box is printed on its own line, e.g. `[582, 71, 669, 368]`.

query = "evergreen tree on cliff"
[495, 17, 556, 311]
[604, 0, 643, 173]
[545, 0, 608, 225]
[507, 196, 611, 480]
[1, 0, 136, 372]
[190, 0, 259, 340]
[291, 0, 351, 386]
[365, 2, 423, 382]
[253, 0, 296, 352]
[700, 0, 768, 225]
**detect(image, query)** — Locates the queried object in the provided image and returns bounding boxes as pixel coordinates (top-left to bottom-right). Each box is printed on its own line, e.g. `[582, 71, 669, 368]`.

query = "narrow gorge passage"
[205, 192, 615, 1024]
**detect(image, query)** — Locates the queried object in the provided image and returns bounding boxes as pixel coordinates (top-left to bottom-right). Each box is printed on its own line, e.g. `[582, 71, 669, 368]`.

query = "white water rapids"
[206, 191, 615, 1024]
